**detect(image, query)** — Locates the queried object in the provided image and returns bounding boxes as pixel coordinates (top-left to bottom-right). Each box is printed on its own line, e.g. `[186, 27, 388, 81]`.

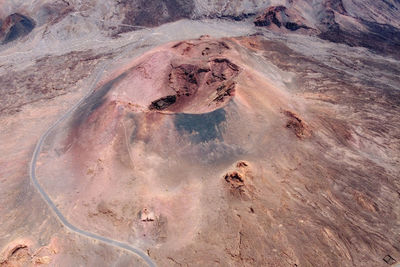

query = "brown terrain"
[1, 0, 400, 266]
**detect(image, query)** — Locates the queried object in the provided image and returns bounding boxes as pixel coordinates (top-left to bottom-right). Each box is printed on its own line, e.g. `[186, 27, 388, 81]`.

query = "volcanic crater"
[35, 35, 305, 254]
[16, 10, 400, 266]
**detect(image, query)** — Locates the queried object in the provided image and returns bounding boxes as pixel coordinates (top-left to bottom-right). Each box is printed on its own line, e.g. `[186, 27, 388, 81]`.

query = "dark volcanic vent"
[0, 13, 36, 44]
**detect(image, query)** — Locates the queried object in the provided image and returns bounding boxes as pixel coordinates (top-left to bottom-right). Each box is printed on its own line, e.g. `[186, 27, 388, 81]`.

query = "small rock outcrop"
[0, 240, 56, 266]
[149, 95, 177, 110]
[284, 110, 311, 139]
[224, 161, 254, 199]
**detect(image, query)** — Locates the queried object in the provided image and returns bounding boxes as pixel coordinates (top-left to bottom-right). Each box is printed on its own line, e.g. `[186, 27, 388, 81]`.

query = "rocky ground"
[1, 0, 399, 266]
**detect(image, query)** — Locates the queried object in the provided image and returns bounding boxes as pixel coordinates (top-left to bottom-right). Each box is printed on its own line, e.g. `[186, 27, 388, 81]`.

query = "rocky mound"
[254, 5, 315, 34]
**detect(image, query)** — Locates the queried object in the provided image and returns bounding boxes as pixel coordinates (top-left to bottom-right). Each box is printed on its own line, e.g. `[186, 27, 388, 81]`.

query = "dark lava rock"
[285, 21, 302, 31]
[218, 13, 256, 22]
[319, 18, 400, 59]
[0, 13, 35, 44]
[149, 95, 177, 110]
[225, 171, 245, 189]
[254, 6, 287, 27]
[254, 6, 310, 31]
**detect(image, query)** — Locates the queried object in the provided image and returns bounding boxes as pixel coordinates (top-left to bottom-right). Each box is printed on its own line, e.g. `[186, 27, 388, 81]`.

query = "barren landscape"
[1, 0, 400, 266]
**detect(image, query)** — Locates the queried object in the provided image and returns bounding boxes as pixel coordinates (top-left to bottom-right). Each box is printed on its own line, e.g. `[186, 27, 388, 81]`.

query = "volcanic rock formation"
[254, 5, 315, 34]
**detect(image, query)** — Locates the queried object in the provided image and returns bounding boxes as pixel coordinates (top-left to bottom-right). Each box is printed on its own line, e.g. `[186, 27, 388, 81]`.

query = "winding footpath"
[29, 61, 156, 267]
